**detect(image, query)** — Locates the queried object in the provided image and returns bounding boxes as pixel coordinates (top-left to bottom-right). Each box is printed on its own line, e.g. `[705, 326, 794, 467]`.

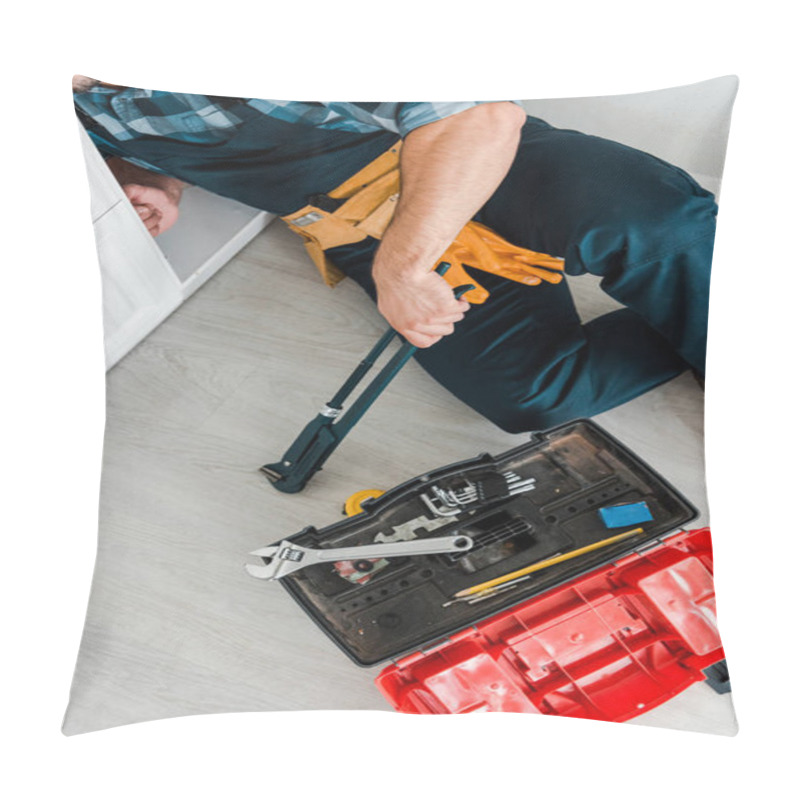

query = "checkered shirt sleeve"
[75, 84, 523, 145]
[246, 99, 524, 136]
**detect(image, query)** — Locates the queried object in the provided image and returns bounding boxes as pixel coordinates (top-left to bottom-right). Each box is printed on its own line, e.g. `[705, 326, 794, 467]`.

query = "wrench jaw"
[245, 562, 280, 580]
[245, 541, 309, 581]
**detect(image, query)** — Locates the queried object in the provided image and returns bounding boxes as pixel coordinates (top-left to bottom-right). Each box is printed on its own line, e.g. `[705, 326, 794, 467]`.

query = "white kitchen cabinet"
[79, 127, 273, 369]
[92, 202, 184, 368]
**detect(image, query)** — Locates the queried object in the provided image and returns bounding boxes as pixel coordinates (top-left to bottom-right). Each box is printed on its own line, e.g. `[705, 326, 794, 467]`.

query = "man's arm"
[372, 102, 526, 348]
[74, 77, 186, 236]
[105, 157, 187, 237]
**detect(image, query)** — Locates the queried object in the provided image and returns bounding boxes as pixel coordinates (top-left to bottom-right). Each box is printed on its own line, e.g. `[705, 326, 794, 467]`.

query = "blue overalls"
[81, 106, 717, 433]
[327, 118, 716, 431]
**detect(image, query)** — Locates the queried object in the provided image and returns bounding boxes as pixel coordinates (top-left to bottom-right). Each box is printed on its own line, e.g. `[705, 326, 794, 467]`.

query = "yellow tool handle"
[344, 489, 385, 517]
[453, 527, 645, 598]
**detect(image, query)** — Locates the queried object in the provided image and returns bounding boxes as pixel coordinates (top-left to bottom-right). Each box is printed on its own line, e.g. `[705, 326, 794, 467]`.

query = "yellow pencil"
[452, 527, 645, 599]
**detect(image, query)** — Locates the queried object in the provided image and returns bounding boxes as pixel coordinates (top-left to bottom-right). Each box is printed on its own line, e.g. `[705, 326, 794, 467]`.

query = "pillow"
[64, 76, 738, 735]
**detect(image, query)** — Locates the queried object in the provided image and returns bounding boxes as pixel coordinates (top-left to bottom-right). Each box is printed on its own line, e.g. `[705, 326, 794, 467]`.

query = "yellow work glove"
[437, 221, 566, 304]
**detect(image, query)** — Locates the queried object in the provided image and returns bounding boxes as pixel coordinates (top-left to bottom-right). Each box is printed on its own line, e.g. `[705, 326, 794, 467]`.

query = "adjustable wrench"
[245, 534, 474, 580]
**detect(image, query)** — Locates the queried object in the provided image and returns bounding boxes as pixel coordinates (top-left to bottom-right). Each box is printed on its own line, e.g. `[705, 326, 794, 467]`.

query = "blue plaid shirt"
[75, 83, 517, 156]
[74, 82, 523, 213]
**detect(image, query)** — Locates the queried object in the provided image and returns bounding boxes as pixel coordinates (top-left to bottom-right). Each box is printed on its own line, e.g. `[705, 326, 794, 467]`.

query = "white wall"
[521, 76, 739, 197]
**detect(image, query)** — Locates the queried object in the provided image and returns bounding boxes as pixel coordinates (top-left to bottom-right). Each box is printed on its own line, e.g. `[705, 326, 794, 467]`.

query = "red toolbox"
[374, 526, 723, 720]
[262, 420, 728, 719]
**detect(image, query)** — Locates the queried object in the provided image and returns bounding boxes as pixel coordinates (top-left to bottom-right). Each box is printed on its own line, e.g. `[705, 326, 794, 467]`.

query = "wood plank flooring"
[62, 222, 737, 735]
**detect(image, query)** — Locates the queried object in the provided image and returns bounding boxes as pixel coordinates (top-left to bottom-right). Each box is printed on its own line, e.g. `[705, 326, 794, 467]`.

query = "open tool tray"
[279, 420, 698, 665]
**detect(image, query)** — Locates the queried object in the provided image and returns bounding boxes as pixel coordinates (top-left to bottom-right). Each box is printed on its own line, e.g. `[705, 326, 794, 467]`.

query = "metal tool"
[373, 514, 453, 543]
[421, 471, 536, 518]
[261, 263, 474, 494]
[245, 534, 475, 580]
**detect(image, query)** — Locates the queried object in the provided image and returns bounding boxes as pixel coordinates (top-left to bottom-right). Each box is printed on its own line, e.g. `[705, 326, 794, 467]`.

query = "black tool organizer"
[277, 420, 698, 666]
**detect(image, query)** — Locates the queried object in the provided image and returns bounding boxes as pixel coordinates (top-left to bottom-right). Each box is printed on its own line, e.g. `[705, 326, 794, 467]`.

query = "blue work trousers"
[326, 117, 717, 433]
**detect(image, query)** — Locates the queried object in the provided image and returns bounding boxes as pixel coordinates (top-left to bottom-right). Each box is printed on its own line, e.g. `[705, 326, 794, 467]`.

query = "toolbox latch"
[634, 528, 687, 556]
[391, 646, 446, 670]
[635, 537, 667, 555]
[420, 638, 454, 656]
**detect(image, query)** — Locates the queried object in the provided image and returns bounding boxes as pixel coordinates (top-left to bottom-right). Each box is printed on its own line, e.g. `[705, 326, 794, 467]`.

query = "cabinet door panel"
[93, 203, 182, 369]
[79, 127, 125, 222]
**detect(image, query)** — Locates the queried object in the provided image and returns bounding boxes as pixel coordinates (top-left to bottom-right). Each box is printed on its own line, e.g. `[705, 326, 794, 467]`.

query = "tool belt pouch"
[281, 145, 402, 287]
[281, 142, 566, 301]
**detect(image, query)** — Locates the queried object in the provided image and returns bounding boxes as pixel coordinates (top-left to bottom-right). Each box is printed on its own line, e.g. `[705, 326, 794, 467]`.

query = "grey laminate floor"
[63, 221, 737, 736]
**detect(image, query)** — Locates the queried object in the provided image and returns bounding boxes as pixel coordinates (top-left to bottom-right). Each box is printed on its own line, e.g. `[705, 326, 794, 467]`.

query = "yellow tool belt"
[281, 142, 565, 304]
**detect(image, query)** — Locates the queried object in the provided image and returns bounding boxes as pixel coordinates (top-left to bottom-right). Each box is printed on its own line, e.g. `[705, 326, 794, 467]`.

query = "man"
[74, 77, 716, 433]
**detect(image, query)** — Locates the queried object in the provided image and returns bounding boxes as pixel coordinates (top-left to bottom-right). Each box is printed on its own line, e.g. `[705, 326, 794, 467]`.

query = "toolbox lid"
[278, 420, 698, 665]
[375, 527, 723, 720]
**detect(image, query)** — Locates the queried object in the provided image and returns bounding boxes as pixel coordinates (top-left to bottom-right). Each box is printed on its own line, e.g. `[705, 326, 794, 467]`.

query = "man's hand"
[105, 157, 187, 237]
[122, 183, 181, 237]
[372, 102, 526, 347]
[374, 267, 470, 348]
